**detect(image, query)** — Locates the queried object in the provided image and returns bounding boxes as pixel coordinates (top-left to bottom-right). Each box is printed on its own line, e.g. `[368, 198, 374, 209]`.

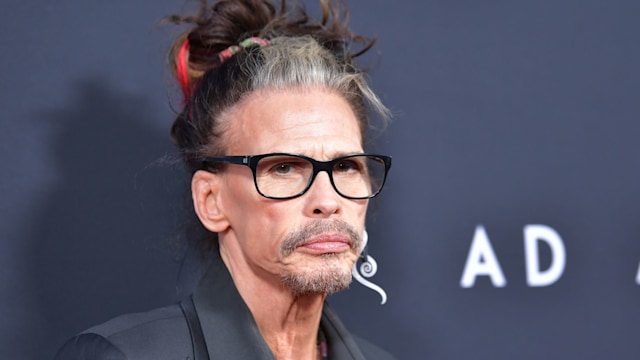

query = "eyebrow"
[279, 150, 366, 159]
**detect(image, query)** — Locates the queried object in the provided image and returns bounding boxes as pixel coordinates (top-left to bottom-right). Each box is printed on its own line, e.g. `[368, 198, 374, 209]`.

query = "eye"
[273, 163, 294, 174]
[264, 158, 308, 175]
[335, 159, 361, 173]
[257, 155, 312, 179]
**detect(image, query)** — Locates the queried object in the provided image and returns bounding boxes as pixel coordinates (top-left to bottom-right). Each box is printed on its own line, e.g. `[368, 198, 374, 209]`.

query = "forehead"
[222, 87, 364, 157]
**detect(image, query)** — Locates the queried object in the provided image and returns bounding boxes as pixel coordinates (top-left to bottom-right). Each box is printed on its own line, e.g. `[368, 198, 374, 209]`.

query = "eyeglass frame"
[201, 152, 392, 200]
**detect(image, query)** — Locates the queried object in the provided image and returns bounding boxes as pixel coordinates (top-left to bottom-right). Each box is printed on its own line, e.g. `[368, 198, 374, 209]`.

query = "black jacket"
[55, 254, 395, 359]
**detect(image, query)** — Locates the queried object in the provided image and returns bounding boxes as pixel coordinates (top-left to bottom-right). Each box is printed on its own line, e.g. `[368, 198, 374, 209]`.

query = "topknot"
[167, 0, 373, 94]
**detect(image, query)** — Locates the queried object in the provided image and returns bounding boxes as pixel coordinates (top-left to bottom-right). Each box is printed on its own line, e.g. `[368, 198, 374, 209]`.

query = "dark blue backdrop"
[2, 0, 640, 359]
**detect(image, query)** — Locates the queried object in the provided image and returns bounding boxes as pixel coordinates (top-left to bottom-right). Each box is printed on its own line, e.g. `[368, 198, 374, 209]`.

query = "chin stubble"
[279, 219, 363, 296]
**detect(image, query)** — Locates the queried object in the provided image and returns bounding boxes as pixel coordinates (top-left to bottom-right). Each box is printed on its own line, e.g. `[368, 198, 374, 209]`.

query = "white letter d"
[524, 224, 566, 287]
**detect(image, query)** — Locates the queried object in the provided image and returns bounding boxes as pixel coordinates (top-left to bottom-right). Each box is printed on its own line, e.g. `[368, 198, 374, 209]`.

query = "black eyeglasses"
[201, 153, 392, 200]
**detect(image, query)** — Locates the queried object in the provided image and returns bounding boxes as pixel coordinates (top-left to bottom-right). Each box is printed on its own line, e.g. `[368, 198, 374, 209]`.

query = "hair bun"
[168, 0, 373, 96]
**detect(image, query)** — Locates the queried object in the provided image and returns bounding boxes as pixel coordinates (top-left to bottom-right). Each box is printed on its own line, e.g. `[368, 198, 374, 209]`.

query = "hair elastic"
[218, 37, 270, 63]
[177, 39, 191, 99]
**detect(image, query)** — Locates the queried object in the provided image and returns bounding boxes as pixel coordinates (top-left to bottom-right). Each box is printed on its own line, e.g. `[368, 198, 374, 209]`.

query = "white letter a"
[460, 225, 507, 288]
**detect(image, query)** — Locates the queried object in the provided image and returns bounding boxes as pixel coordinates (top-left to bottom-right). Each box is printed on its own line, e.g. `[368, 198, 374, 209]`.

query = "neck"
[254, 293, 326, 360]
[220, 246, 326, 360]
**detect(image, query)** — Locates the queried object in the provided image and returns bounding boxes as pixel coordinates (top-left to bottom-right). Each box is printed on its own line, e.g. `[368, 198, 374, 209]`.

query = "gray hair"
[245, 35, 390, 128]
[172, 35, 389, 172]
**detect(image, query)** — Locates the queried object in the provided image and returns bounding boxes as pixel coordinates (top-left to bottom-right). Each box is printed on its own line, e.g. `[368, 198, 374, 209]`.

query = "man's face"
[214, 87, 367, 296]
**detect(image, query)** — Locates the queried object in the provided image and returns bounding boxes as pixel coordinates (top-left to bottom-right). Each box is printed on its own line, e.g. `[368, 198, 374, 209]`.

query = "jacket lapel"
[192, 254, 366, 359]
[321, 304, 367, 360]
[193, 255, 275, 359]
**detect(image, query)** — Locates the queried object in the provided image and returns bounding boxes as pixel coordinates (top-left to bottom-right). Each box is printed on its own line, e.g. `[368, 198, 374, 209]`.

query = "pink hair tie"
[218, 37, 270, 63]
[176, 39, 191, 99]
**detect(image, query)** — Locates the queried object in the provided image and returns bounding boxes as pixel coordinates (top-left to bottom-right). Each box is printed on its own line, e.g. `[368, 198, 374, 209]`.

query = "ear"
[191, 170, 230, 233]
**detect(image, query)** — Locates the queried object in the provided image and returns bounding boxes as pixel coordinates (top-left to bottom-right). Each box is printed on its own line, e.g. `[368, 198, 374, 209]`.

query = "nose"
[304, 171, 341, 217]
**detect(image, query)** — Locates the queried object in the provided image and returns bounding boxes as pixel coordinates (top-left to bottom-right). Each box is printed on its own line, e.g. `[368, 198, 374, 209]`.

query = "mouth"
[298, 233, 353, 254]
[279, 219, 362, 258]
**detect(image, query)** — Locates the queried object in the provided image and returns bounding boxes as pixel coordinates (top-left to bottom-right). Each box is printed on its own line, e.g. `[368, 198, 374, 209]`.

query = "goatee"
[279, 219, 362, 296]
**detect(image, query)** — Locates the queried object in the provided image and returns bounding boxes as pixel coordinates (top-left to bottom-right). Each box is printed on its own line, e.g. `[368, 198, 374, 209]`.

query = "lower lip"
[300, 241, 351, 253]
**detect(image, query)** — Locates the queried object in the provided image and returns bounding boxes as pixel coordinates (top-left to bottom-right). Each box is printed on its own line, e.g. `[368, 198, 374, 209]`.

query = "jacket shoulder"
[55, 304, 192, 360]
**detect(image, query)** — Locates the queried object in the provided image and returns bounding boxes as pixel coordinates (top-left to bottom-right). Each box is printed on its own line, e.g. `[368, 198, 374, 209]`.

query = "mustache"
[280, 219, 362, 257]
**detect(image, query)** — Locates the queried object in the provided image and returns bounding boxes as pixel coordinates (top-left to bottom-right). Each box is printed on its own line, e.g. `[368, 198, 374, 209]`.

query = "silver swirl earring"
[352, 229, 388, 304]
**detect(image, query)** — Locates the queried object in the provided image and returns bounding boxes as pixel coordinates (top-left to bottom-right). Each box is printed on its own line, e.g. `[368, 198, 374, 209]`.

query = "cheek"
[220, 168, 262, 214]
[224, 187, 293, 253]
[353, 200, 369, 224]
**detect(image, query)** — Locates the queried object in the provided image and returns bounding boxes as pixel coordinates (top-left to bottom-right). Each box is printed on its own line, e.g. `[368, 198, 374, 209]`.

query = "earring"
[351, 229, 388, 304]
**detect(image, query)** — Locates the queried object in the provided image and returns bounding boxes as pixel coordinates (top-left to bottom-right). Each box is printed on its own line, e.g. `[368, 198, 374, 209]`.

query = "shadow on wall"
[22, 79, 201, 359]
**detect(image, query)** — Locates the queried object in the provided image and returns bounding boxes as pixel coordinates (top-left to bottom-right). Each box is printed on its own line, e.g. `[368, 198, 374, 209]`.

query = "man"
[56, 1, 393, 359]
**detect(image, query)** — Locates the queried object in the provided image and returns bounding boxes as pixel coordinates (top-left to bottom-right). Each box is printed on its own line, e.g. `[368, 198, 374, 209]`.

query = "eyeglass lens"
[254, 155, 386, 199]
